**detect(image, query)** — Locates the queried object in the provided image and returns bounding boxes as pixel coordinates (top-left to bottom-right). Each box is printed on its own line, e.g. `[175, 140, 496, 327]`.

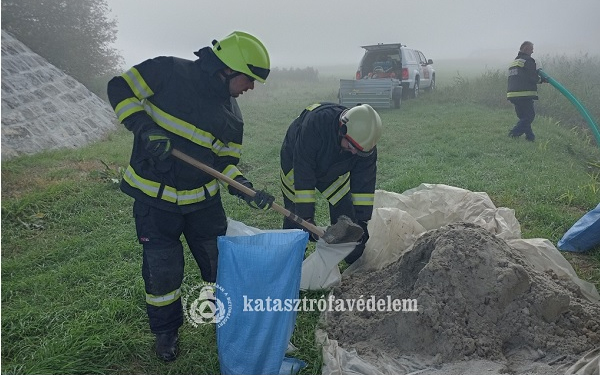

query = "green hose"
[537, 69, 600, 148]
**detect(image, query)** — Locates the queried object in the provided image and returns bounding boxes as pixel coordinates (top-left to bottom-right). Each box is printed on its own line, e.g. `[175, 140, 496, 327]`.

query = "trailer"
[338, 78, 402, 109]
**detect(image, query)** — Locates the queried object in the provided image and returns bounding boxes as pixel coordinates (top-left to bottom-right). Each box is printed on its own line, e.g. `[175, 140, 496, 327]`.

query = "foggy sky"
[107, 0, 600, 70]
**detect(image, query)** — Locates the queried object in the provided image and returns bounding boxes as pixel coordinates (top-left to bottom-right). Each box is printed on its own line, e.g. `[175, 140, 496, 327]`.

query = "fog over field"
[107, 0, 599, 69]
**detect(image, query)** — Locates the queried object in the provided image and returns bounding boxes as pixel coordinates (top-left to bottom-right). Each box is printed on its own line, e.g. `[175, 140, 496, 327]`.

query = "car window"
[417, 51, 426, 64]
[413, 50, 420, 63]
[361, 49, 402, 78]
[402, 49, 414, 62]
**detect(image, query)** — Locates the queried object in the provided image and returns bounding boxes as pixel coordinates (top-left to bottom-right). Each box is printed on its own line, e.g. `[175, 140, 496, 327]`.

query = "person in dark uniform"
[507, 41, 547, 142]
[280, 103, 382, 264]
[107, 31, 274, 362]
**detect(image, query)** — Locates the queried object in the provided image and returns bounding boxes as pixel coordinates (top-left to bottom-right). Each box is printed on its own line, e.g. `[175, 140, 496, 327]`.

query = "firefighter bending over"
[280, 103, 382, 263]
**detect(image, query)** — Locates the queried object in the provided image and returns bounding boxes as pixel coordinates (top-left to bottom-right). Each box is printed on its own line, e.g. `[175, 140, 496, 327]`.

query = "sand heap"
[326, 222, 600, 365]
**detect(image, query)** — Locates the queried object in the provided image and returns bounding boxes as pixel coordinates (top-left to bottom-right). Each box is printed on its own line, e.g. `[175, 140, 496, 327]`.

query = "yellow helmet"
[212, 31, 270, 83]
[341, 104, 382, 155]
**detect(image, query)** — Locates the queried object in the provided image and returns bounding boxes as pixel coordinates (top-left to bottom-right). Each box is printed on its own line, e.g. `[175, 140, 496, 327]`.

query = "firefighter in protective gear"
[106, 30, 272, 362]
[280, 103, 382, 263]
[507, 41, 546, 142]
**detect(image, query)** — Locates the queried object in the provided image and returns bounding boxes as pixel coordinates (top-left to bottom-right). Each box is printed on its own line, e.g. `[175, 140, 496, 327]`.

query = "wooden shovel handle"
[171, 149, 325, 238]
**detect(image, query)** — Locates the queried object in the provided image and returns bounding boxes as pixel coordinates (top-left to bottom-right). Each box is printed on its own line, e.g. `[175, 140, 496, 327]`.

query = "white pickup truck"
[339, 43, 435, 109]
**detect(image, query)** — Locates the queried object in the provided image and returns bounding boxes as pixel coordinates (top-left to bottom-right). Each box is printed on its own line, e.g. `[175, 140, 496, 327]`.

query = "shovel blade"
[321, 215, 364, 244]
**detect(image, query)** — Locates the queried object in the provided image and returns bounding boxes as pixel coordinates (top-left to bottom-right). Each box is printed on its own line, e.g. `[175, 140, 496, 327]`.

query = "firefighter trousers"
[133, 199, 227, 334]
[281, 193, 356, 231]
[510, 98, 536, 139]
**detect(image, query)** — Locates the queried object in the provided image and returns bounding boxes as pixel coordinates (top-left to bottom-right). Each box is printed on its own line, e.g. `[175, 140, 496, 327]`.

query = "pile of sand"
[326, 222, 600, 372]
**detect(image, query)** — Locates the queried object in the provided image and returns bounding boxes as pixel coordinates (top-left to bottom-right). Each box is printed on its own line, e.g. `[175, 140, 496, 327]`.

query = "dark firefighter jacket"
[280, 103, 377, 222]
[107, 47, 248, 213]
[507, 51, 541, 100]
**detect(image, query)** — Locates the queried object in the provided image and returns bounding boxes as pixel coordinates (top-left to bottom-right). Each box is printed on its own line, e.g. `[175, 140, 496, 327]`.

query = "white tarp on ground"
[564, 347, 600, 375]
[320, 183, 599, 375]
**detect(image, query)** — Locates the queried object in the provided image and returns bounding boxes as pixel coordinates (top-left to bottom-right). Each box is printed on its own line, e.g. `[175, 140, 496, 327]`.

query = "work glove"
[142, 129, 172, 161]
[537, 68, 549, 83]
[344, 220, 369, 264]
[229, 178, 274, 210]
[246, 190, 275, 210]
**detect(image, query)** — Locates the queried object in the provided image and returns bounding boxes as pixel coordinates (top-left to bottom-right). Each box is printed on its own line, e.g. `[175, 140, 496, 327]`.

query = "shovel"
[171, 149, 364, 244]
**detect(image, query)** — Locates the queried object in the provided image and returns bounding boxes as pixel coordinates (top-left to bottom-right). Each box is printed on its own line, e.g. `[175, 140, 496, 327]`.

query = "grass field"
[2, 56, 600, 374]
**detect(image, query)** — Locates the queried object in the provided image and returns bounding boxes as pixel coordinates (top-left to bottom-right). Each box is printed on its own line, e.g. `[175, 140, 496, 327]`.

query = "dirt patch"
[326, 222, 600, 371]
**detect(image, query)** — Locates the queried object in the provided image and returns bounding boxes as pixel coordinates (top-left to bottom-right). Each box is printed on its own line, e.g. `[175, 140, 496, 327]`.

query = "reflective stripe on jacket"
[507, 52, 540, 100]
[107, 53, 246, 213]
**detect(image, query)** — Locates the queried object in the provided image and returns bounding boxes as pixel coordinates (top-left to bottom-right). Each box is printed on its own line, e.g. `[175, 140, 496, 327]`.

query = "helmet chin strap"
[339, 110, 349, 137]
[221, 70, 243, 88]
[338, 121, 348, 150]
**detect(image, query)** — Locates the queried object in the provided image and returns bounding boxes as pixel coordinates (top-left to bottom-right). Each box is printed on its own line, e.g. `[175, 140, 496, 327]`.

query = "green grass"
[2, 57, 600, 374]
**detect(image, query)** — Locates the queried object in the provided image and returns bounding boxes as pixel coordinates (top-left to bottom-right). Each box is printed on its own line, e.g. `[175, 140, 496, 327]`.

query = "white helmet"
[340, 104, 382, 156]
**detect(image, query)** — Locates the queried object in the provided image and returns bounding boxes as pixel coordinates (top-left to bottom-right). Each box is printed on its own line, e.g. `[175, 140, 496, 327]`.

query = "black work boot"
[508, 130, 521, 138]
[155, 330, 178, 362]
[525, 133, 535, 142]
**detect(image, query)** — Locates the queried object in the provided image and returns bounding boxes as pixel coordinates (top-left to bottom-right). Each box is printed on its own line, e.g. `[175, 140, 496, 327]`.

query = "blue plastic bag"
[216, 230, 308, 375]
[557, 203, 600, 252]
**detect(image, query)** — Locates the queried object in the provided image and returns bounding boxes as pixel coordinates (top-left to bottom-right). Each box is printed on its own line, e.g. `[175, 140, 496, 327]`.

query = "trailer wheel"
[393, 87, 402, 109]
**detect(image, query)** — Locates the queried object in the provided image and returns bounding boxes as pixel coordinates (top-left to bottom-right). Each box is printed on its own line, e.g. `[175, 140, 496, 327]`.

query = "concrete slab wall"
[1, 30, 118, 160]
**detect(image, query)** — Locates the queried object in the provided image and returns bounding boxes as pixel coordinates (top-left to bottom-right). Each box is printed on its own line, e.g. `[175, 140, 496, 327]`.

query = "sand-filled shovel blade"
[321, 215, 364, 244]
